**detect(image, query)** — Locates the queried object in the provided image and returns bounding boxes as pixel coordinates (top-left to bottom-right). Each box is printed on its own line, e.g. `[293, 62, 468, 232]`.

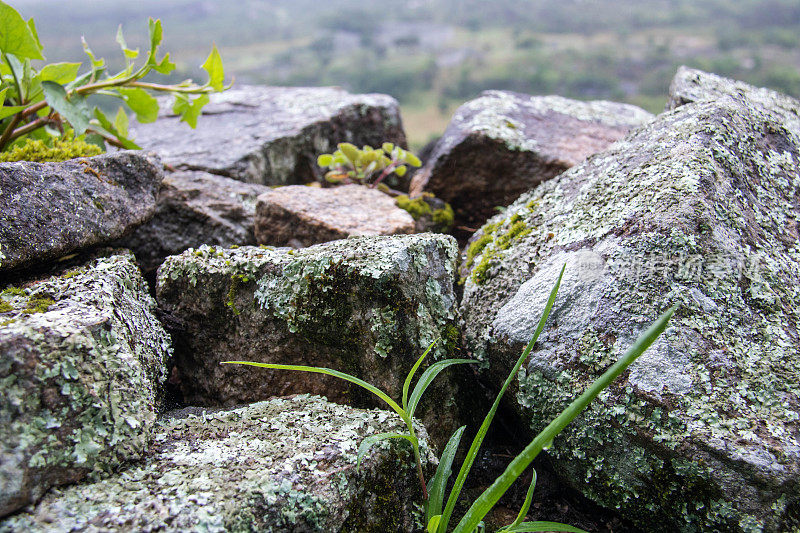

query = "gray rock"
[459, 95, 800, 531]
[129, 86, 407, 186]
[408, 91, 652, 231]
[0, 252, 171, 517]
[1, 395, 434, 532]
[0, 151, 163, 273]
[155, 234, 462, 447]
[254, 184, 415, 247]
[117, 170, 269, 274]
[667, 66, 800, 134]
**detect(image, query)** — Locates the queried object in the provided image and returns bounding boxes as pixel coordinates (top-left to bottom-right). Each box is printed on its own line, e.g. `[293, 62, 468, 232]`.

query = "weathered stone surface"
[459, 95, 800, 531]
[156, 234, 462, 446]
[408, 91, 652, 231]
[0, 151, 163, 273]
[0, 252, 171, 517]
[1, 395, 434, 532]
[254, 184, 415, 247]
[129, 86, 407, 186]
[117, 170, 269, 274]
[667, 66, 800, 134]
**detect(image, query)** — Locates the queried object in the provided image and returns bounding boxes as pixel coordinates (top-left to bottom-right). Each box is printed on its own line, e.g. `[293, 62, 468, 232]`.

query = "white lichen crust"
[461, 92, 800, 532]
[0, 251, 171, 517]
[1, 395, 433, 532]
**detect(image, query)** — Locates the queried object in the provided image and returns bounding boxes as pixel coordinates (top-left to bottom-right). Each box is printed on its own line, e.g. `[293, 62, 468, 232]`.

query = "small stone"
[0, 395, 434, 532]
[0, 251, 171, 517]
[129, 86, 407, 186]
[0, 151, 163, 273]
[254, 184, 415, 247]
[117, 170, 270, 274]
[409, 91, 652, 231]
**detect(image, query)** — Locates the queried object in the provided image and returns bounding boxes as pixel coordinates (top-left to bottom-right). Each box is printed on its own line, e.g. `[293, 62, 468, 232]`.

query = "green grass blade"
[426, 425, 466, 524]
[408, 359, 476, 419]
[452, 305, 676, 533]
[356, 432, 415, 469]
[499, 521, 588, 533]
[438, 264, 565, 533]
[404, 340, 437, 411]
[499, 468, 536, 531]
[221, 361, 405, 418]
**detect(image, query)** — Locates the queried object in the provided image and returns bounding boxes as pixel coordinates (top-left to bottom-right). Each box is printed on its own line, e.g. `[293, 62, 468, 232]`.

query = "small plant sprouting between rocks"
[317, 141, 422, 188]
[0, 1, 230, 155]
[224, 266, 675, 533]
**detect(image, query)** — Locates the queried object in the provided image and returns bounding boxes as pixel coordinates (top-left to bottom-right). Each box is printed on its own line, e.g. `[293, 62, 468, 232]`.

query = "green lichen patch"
[0, 251, 172, 517]
[395, 193, 455, 233]
[460, 94, 800, 531]
[1, 395, 433, 532]
[462, 212, 534, 285]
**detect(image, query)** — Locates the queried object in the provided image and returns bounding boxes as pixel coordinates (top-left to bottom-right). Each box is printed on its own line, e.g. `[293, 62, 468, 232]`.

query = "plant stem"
[371, 161, 399, 188]
[0, 114, 24, 151]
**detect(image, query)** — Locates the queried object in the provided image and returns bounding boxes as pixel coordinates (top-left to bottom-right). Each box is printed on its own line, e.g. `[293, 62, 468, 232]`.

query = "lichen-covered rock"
[254, 184, 415, 247]
[129, 86, 407, 186]
[1, 395, 434, 532]
[0, 151, 163, 273]
[0, 252, 171, 517]
[667, 66, 800, 134]
[117, 170, 269, 274]
[459, 95, 800, 531]
[156, 234, 462, 446]
[408, 91, 652, 232]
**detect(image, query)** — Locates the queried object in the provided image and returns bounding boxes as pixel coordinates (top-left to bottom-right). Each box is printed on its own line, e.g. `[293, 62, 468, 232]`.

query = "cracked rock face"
[155, 234, 463, 447]
[0, 252, 171, 517]
[0, 151, 163, 273]
[254, 184, 415, 247]
[1, 395, 434, 532]
[117, 170, 270, 274]
[129, 86, 407, 186]
[409, 91, 652, 232]
[459, 89, 800, 531]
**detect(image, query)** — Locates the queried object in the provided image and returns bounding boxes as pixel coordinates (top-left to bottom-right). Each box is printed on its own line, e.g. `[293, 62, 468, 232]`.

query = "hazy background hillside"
[14, 0, 800, 149]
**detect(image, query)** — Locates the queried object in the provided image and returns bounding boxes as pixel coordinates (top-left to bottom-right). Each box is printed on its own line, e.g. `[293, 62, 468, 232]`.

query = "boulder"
[117, 170, 269, 274]
[254, 184, 415, 247]
[0, 151, 162, 273]
[0, 251, 171, 517]
[667, 66, 800, 133]
[129, 86, 407, 186]
[1, 395, 433, 532]
[459, 95, 800, 531]
[408, 91, 652, 232]
[156, 235, 462, 447]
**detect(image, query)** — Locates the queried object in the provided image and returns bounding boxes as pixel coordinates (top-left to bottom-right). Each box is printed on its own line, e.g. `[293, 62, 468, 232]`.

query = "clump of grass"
[224, 266, 675, 532]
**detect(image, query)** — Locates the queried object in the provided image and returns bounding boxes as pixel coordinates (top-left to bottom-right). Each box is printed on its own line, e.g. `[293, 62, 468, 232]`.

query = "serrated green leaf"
[317, 154, 334, 167]
[201, 44, 224, 91]
[81, 37, 105, 69]
[152, 52, 176, 75]
[27, 17, 43, 53]
[41, 81, 90, 135]
[113, 107, 128, 138]
[115, 25, 139, 60]
[40, 63, 82, 84]
[0, 1, 44, 59]
[91, 108, 140, 149]
[117, 87, 159, 123]
[148, 18, 163, 50]
[356, 432, 414, 469]
[173, 93, 209, 128]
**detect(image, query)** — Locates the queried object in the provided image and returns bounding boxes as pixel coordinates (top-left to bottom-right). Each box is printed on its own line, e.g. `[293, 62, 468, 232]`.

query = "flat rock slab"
[0, 151, 163, 273]
[254, 184, 415, 247]
[1, 395, 433, 532]
[409, 90, 652, 231]
[156, 234, 462, 447]
[459, 89, 800, 531]
[117, 170, 270, 274]
[129, 86, 407, 186]
[0, 251, 171, 517]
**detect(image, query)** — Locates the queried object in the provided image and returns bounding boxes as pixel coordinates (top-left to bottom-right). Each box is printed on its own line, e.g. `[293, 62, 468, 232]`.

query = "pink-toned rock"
[254, 184, 415, 247]
[409, 91, 653, 234]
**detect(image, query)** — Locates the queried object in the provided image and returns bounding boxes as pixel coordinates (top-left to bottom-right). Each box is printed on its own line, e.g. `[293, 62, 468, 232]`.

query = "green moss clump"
[431, 203, 454, 231]
[465, 233, 494, 269]
[23, 297, 55, 314]
[466, 218, 531, 285]
[0, 137, 102, 163]
[395, 194, 432, 220]
[2, 287, 27, 297]
[0, 300, 12, 313]
[471, 248, 498, 285]
[495, 220, 531, 250]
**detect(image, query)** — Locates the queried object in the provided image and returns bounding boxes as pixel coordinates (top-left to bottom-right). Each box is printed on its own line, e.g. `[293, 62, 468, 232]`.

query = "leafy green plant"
[0, 0, 230, 153]
[223, 266, 675, 532]
[317, 141, 422, 187]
